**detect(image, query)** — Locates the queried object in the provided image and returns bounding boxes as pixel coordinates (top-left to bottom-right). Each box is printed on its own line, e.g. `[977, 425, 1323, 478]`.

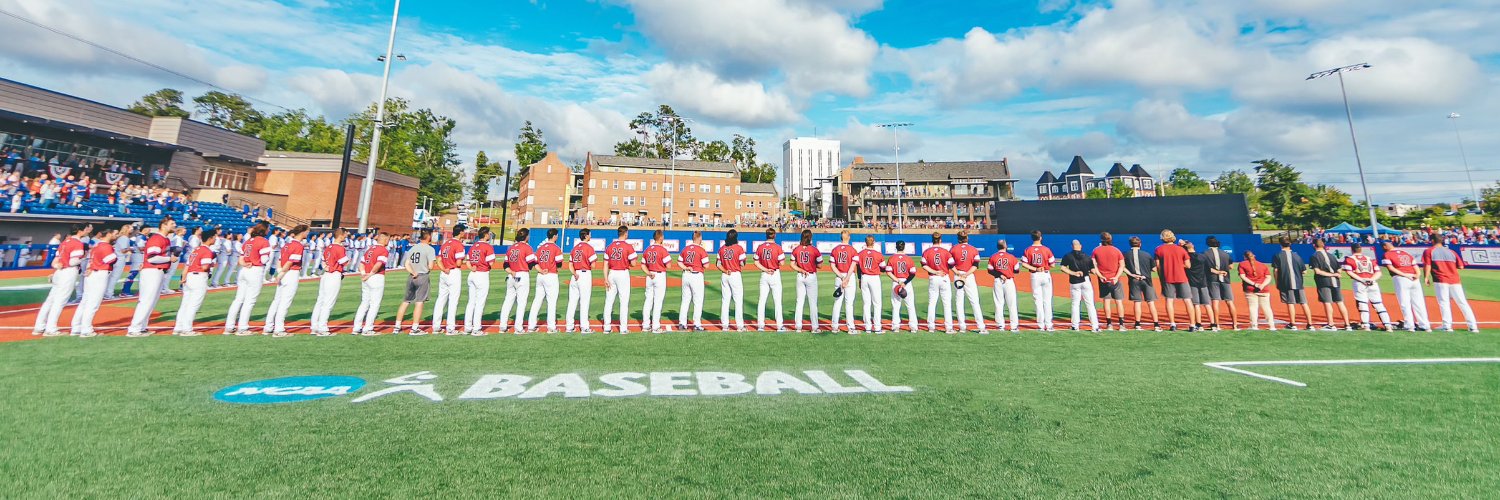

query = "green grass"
[2, 329, 1498, 497]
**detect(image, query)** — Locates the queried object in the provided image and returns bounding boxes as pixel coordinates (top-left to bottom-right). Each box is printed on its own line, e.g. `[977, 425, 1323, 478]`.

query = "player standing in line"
[856, 235, 886, 334]
[601, 226, 636, 334]
[126, 217, 177, 337]
[120, 230, 145, 297]
[716, 229, 748, 332]
[678, 231, 711, 331]
[1381, 241, 1430, 332]
[1203, 237, 1238, 331]
[1123, 236, 1161, 331]
[211, 229, 232, 288]
[639, 230, 671, 333]
[266, 229, 282, 284]
[828, 230, 858, 333]
[1271, 237, 1313, 330]
[987, 241, 1021, 332]
[497, 228, 536, 334]
[563, 228, 596, 333]
[1153, 230, 1193, 331]
[106, 223, 132, 298]
[35, 223, 90, 336]
[1090, 233, 1126, 331]
[921, 233, 954, 333]
[431, 226, 467, 335]
[226, 233, 245, 287]
[753, 228, 787, 331]
[309, 229, 348, 336]
[1237, 250, 1276, 331]
[225, 223, 272, 336]
[1186, 241, 1216, 331]
[172, 228, 217, 337]
[161, 227, 185, 295]
[950, 231, 985, 333]
[71, 225, 115, 337]
[527, 228, 566, 333]
[463, 228, 497, 335]
[1423, 238, 1479, 332]
[886, 240, 919, 333]
[262, 225, 309, 337]
[1310, 239, 1353, 330]
[391, 230, 436, 335]
[1060, 239, 1098, 331]
[352, 232, 391, 336]
[789, 230, 821, 332]
[1341, 242, 1394, 331]
[1021, 231, 1056, 331]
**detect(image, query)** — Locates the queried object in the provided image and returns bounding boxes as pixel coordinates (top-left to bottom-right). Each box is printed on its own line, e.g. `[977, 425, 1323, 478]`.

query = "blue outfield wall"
[511, 228, 1281, 261]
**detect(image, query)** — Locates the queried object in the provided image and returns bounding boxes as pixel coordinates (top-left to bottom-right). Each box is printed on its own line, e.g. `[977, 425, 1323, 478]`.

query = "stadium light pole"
[876, 122, 913, 230]
[1447, 113, 1478, 209]
[661, 115, 692, 228]
[1307, 63, 1379, 236]
[357, 0, 402, 232]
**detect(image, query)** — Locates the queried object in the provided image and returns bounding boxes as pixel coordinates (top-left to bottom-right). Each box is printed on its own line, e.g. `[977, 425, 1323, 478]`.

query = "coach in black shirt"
[1184, 241, 1211, 332]
[1122, 236, 1160, 330]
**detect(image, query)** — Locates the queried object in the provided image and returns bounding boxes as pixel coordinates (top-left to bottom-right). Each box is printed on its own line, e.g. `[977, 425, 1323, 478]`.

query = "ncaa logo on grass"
[213, 375, 367, 404]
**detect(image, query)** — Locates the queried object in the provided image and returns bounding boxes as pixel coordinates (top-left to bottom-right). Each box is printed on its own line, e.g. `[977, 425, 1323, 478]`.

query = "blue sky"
[1, 0, 1497, 203]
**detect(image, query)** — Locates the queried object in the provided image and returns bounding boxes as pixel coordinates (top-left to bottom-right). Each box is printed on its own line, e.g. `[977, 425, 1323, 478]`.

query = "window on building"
[525, 195, 534, 204]
[624, 197, 633, 206]
[652, 182, 658, 191]
[735, 186, 741, 194]
[1070, 181, 1079, 191]
[624, 181, 635, 190]
[735, 200, 742, 209]
[715, 200, 721, 209]
[588, 195, 596, 204]
[614, 180, 620, 189]
[611, 196, 618, 206]
[699, 199, 709, 209]
[715, 185, 721, 194]
[528, 179, 536, 189]
[700, 184, 709, 193]
[588, 179, 595, 189]
[1038, 186, 1046, 195]
[690, 184, 696, 193]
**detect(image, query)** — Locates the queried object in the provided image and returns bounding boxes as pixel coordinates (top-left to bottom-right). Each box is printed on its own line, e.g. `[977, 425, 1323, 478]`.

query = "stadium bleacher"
[1, 194, 264, 235]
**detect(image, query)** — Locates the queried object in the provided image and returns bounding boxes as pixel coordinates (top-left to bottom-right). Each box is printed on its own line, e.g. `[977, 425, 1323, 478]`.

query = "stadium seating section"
[1, 194, 266, 235]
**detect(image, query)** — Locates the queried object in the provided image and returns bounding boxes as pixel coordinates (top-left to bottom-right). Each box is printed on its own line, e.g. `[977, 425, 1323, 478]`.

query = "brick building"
[257, 151, 420, 230]
[833, 157, 1015, 227]
[512, 153, 783, 226]
[515, 152, 578, 225]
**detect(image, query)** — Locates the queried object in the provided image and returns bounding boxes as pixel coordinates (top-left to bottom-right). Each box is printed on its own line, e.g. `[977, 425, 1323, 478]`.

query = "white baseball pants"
[311, 272, 343, 332]
[991, 278, 1018, 330]
[1069, 280, 1098, 330]
[890, 280, 918, 331]
[955, 274, 984, 331]
[757, 270, 784, 330]
[71, 270, 109, 335]
[527, 273, 561, 332]
[263, 269, 301, 333]
[793, 272, 819, 331]
[498, 272, 532, 332]
[1435, 283, 1478, 331]
[1351, 280, 1391, 327]
[126, 268, 166, 335]
[679, 271, 706, 328]
[464, 271, 491, 332]
[719, 272, 745, 330]
[830, 274, 857, 332]
[35, 268, 78, 334]
[927, 275, 953, 331]
[860, 274, 884, 332]
[224, 266, 265, 333]
[641, 271, 667, 331]
[431, 269, 463, 332]
[353, 274, 385, 333]
[1391, 276, 1429, 331]
[174, 272, 209, 333]
[602, 269, 631, 332]
[564, 270, 591, 331]
[1032, 273, 1055, 330]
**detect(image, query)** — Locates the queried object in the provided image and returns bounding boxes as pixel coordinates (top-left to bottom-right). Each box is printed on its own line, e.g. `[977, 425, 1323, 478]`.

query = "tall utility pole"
[357, 0, 401, 232]
[1307, 63, 1378, 235]
[1448, 113, 1477, 208]
[876, 122, 913, 230]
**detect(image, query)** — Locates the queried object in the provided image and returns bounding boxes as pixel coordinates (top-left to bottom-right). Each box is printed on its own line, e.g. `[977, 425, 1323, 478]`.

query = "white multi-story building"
[783, 137, 841, 203]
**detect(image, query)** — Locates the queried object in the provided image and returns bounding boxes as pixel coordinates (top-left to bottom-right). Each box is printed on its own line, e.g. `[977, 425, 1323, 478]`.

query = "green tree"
[255, 109, 345, 153]
[1108, 179, 1135, 198]
[616, 105, 698, 159]
[1214, 169, 1256, 195]
[1085, 188, 1109, 199]
[512, 121, 548, 191]
[697, 140, 731, 163]
[472, 150, 505, 204]
[1254, 159, 1310, 229]
[128, 88, 190, 117]
[1164, 168, 1211, 195]
[1481, 181, 1500, 219]
[730, 134, 758, 170]
[192, 91, 262, 132]
[348, 97, 465, 210]
[613, 139, 650, 158]
[741, 162, 777, 184]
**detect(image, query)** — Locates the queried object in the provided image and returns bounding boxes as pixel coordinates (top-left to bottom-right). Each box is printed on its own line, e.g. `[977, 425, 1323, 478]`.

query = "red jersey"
[718, 243, 747, 273]
[438, 239, 467, 269]
[467, 242, 496, 272]
[857, 248, 885, 276]
[185, 245, 215, 273]
[1422, 246, 1463, 284]
[1238, 260, 1270, 293]
[324, 244, 348, 273]
[1154, 243, 1190, 284]
[88, 242, 118, 272]
[1091, 245, 1125, 283]
[276, 240, 302, 271]
[1342, 254, 1379, 280]
[535, 242, 563, 274]
[506, 242, 536, 273]
[830, 244, 857, 274]
[51, 237, 84, 269]
[1382, 250, 1418, 276]
[643, 244, 671, 273]
[888, 254, 916, 279]
[143, 233, 172, 270]
[950, 243, 980, 272]
[570, 243, 598, 271]
[243, 236, 271, 267]
[603, 241, 636, 271]
[922, 246, 952, 273]
[988, 252, 1019, 279]
[755, 242, 785, 270]
[362, 246, 390, 274]
[680, 244, 709, 273]
[791, 245, 821, 273]
[1022, 245, 1055, 272]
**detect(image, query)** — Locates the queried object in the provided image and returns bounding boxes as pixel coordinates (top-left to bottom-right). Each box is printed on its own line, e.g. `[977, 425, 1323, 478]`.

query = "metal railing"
[225, 195, 309, 229]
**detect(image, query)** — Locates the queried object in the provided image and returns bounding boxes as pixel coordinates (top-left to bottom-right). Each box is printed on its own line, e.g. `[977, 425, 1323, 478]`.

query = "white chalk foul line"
[1204, 357, 1500, 387]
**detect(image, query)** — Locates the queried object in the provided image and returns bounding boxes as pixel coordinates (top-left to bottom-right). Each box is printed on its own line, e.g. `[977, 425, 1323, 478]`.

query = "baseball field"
[2, 268, 1498, 497]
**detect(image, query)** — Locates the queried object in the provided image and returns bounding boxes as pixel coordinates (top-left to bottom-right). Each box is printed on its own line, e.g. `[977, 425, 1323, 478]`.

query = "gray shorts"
[1190, 286, 1212, 305]
[1098, 280, 1125, 300]
[1162, 282, 1191, 300]
[1208, 282, 1234, 301]
[1280, 289, 1306, 305]
[1316, 285, 1344, 304]
[404, 273, 431, 302]
[1129, 279, 1157, 302]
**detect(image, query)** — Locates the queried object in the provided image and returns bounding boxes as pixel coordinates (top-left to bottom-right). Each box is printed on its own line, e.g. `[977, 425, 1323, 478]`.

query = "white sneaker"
[470, 330, 488, 337]
[408, 329, 428, 336]
[978, 329, 989, 335]
[42, 330, 62, 337]
[271, 331, 291, 338]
